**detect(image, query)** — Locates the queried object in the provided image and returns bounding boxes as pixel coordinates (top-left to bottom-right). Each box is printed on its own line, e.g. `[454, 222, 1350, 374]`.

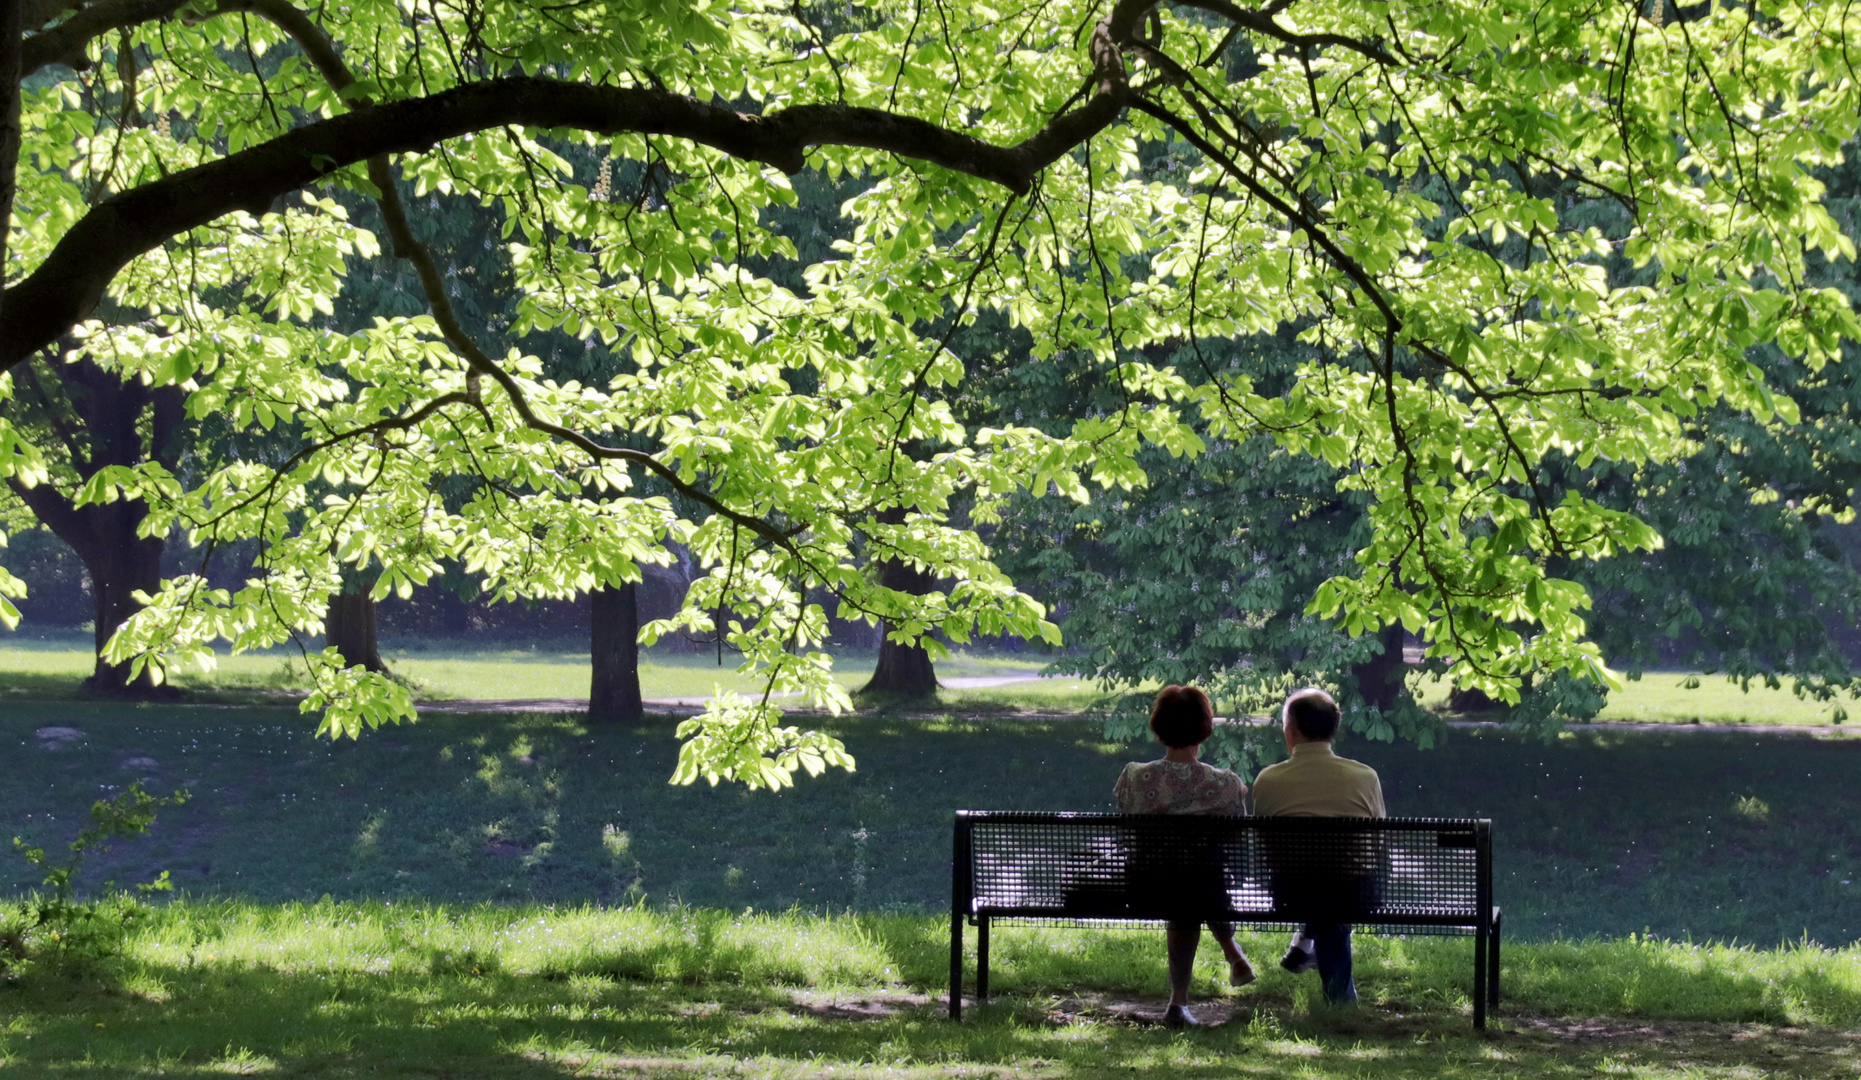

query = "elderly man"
[1249, 687, 1386, 1006]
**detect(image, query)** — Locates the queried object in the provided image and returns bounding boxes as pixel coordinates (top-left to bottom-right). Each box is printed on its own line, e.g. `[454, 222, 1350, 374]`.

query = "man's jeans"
[1276, 874, 1379, 1005]
[1304, 922, 1356, 1003]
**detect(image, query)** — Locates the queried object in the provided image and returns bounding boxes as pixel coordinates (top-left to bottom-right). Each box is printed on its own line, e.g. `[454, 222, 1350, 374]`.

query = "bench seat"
[950, 811, 1501, 1028]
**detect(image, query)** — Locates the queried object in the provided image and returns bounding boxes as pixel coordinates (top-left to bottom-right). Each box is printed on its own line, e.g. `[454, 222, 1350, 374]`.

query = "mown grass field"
[7, 635, 1860, 721]
[6, 645, 1861, 1077]
[0, 637, 1113, 710]
[3, 902, 1860, 1079]
[1411, 670, 1856, 726]
[5, 701, 1860, 944]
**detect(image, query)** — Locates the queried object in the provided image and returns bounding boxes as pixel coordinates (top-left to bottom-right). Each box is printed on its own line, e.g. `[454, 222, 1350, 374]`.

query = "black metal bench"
[950, 811, 1502, 1028]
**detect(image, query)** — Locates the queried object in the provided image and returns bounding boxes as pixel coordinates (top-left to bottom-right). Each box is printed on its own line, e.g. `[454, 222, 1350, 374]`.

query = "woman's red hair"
[1150, 685, 1214, 748]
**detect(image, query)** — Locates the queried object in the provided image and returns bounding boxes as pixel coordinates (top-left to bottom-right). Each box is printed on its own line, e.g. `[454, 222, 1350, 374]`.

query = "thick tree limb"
[205, 0, 347, 88]
[16, 356, 92, 471]
[21, 0, 85, 32]
[1, 0, 1147, 370]
[212, 0, 819, 551]
[4, 476, 84, 547]
[20, 0, 195, 74]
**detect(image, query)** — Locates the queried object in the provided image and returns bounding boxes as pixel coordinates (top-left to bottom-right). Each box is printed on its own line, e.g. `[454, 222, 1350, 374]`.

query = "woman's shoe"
[1229, 956, 1257, 987]
[1162, 1004, 1202, 1028]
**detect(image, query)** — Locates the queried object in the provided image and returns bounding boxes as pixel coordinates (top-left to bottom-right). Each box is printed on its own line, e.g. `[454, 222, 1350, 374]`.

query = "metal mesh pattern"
[961, 812, 1485, 928]
[949, 811, 1500, 1029]
[980, 916, 1473, 936]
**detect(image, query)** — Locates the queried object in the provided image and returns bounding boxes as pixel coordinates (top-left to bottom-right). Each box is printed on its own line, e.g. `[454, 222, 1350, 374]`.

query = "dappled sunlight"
[9, 709, 1861, 943]
[1505, 938, 1861, 1027]
[7, 941, 1860, 1078]
[118, 904, 1861, 1025]
[8, 708, 1861, 1077]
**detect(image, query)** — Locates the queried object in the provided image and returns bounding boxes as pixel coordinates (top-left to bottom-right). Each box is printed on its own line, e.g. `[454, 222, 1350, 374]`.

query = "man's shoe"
[1279, 944, 1317, 974]
[1162, 1004, 1202, 1029]
[1229, 956, 1257, 987]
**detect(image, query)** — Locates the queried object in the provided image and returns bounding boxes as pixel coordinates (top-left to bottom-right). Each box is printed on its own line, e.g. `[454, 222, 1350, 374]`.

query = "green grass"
[397, 649, 846, 701]
[3, 901, 1860, 1078]
[1596, 672, 1856, 725]
[0, 638, 1075, 701]
[6, 702, 1861, 945]
[12, 635, 1849, 723]
[1413, 670, 1855, 725]
[7, 672, 1861, 1076]
[0, 638, 1128, 719]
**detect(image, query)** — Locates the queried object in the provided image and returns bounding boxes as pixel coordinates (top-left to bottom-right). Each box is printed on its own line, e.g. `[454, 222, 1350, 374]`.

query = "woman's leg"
[1207, 921, 1256, 985]
[1207, 921, 1242, 962]
[1165, 920, 1202, 1007]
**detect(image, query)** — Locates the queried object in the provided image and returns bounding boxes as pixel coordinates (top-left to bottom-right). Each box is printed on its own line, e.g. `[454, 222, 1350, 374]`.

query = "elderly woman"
[1113, 684, 1256, 1028]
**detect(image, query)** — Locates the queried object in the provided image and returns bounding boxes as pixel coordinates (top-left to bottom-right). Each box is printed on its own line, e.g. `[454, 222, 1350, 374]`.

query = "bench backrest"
[954, 811, 1490, 927]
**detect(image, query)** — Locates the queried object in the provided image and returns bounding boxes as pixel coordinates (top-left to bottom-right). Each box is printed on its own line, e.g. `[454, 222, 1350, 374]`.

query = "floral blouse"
[1113, 759, 1246, 815]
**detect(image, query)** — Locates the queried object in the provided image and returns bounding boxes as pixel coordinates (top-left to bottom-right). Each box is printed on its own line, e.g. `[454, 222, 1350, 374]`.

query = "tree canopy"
[5, 0, 1861, 784]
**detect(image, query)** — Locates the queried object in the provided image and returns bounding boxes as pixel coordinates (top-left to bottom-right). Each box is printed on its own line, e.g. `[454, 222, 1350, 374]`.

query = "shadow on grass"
[8, 951, 1861, 1080]
[0, 670, 90, 701]
[21, 900, 1861, 1080]
[842, 916, 1861, 1027]
[0, 667, 307, 707]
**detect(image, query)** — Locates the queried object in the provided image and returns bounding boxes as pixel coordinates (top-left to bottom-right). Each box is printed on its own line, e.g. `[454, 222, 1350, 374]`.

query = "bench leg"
[1489, 908, 1502, 1007]
[1473, 927, 1489, 1031]
[977, 916, 991, 1001]
[949, 909, 963, 1020]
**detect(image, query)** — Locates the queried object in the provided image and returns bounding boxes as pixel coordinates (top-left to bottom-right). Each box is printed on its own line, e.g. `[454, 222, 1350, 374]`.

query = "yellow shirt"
[1250, 742, 1386, 818]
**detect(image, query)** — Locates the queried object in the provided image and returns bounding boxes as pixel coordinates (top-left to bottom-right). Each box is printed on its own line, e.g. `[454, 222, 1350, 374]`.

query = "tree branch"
[20, 0, 194, 74]
[0, 31, 1143, 370]
[4, 476, 88, 556]
[1172, 0, 1397, 68]
[213, 0, 813, 553]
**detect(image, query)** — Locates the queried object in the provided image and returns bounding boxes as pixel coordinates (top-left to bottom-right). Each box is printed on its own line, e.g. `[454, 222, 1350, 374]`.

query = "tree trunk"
[1349, 622, 1409, 713]
[5, 358, 182, 696]
[589, 581, 642, 722]
[83, 514, 166, 694]
[1446, 686, 1503, 713]
[863, 629, 939, 698]
[859, 508, 939, 699]
[324, 588, 387, 672]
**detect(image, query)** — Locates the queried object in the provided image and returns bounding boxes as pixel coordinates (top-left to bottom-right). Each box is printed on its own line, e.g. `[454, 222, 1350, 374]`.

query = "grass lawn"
[5, 703, 1860, 944]
[1414, 670, 1854, 726]
[6, 667, 1861, 1076]
[0, 637, 1116, 709]
[2, 902, 1859, 1078]
[389, 646, 1076, 702]
[1596, 672, 1857, 725]
[9, 635, 1852, 721]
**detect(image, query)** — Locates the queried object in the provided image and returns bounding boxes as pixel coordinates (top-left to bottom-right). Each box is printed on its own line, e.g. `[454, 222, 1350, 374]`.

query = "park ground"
[4, 643, 1861, 1076]
[4, 633, 1859, 724]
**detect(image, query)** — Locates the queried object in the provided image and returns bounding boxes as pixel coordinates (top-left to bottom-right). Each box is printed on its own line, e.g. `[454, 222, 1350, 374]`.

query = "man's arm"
[1250, 764, 1282, 816]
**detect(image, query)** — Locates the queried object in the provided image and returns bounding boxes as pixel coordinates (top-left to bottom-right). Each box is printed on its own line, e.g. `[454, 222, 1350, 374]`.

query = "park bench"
[950, 811, 1502, 1028]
